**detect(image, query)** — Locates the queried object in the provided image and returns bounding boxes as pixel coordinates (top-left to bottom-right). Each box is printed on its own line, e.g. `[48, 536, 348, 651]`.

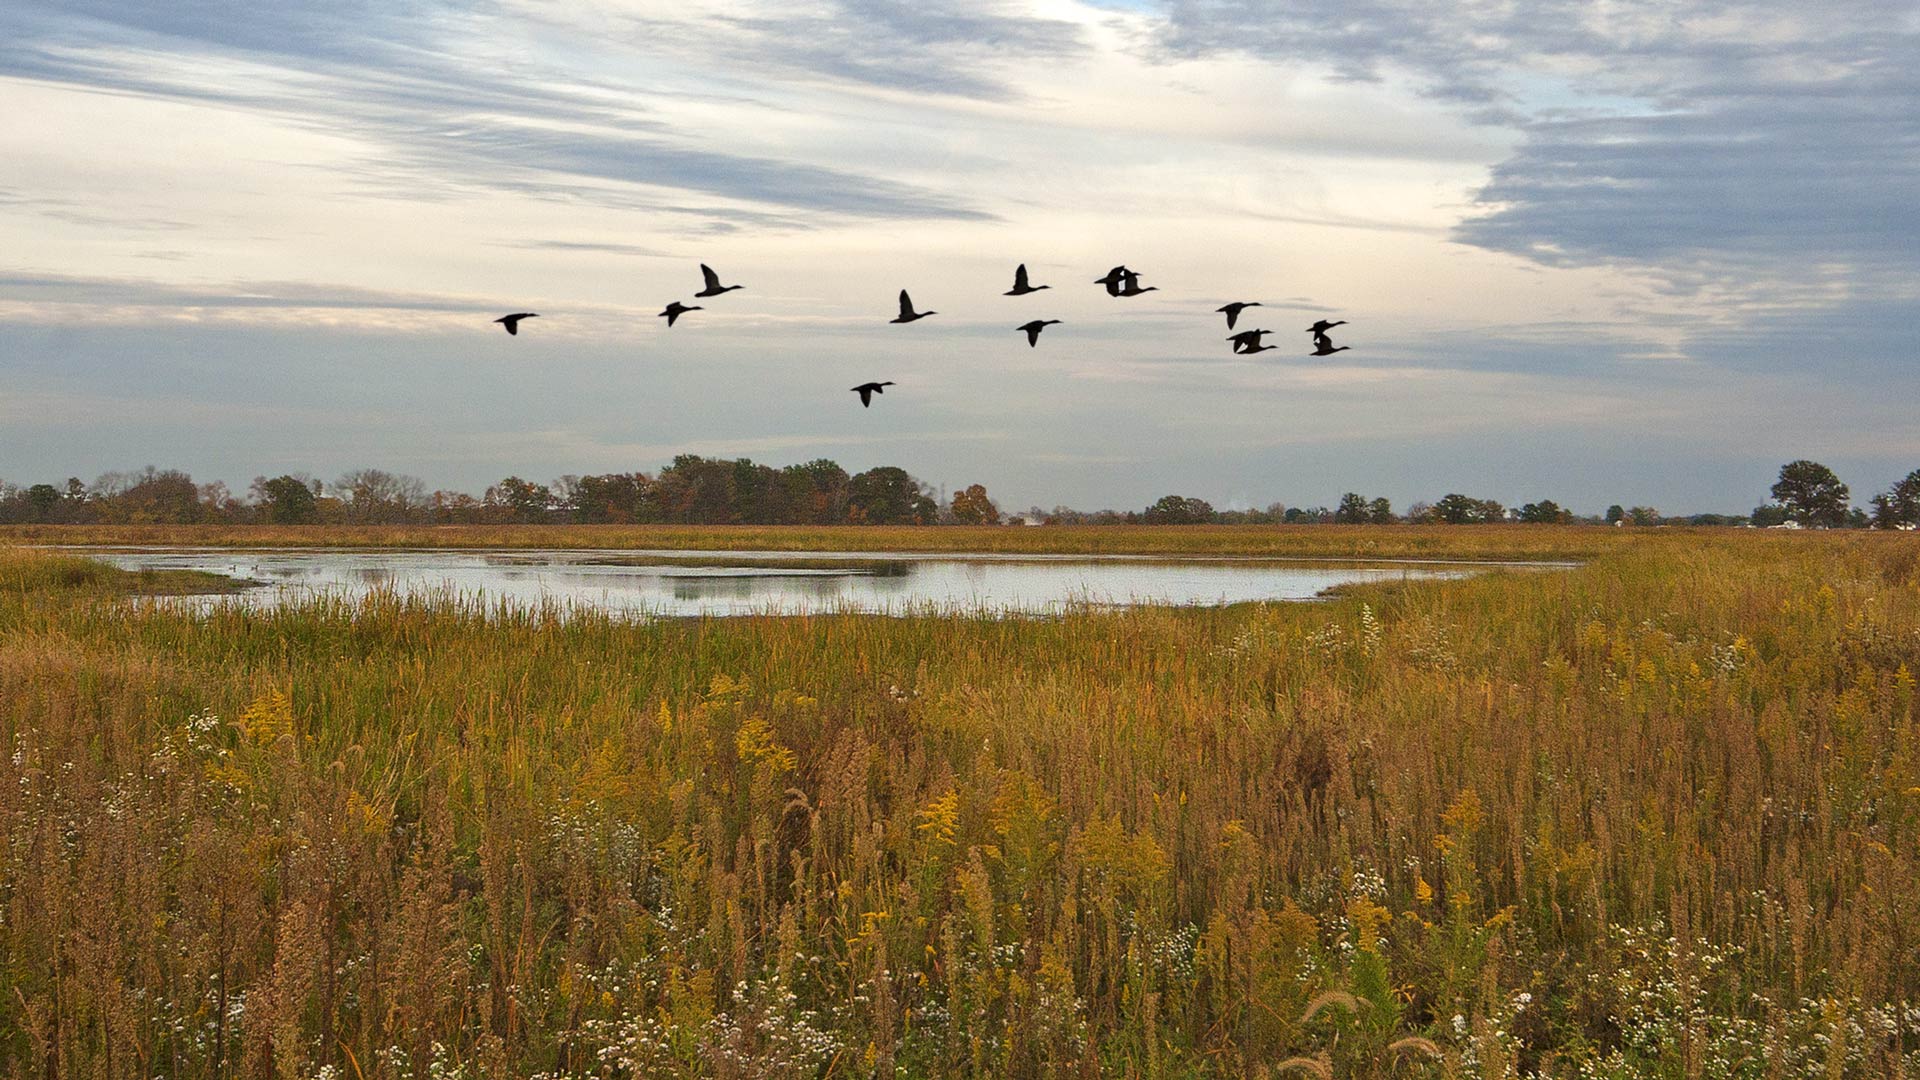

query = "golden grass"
[0, 547, 250, 597]
[0, 532, 1916, 1077]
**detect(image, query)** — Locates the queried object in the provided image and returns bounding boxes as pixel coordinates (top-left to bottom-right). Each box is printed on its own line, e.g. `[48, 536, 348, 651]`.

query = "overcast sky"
[2, 0, 1915, 513]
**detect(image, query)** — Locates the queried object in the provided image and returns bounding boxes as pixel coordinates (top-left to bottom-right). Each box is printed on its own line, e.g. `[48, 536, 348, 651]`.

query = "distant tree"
[485, 476, 556, 523]
[429, 490, 491, 524]
[336, 468, 428, 524]
[1335, 492, 1370, 524]
[1517, 500, 1572, 524]
[198, 481, 243, 522]
[1871, 469, 1920, 529]
[650, 456, 740, 524]
[1282, 506, 1330, 524]
[1433, 493, 1503, 524]
[1525, 500, 1569, 524]
[1605, 505, 1625, 525]
[252, 474, 320, 524]
[730, 458, 790, 523]
[1750, 504, 1790, 527]
[24, 484, 60, 522]
[1771, 460, 1851, 528]
[846, 467, 938, 524]
[565, 472, 651, 524]
[1144, 495, 1216, 525]
[1366, 497, 1394, 524]
[105, 467, 204, 524]
[783, 460, 851, 525]
[949, 484, 1001, 525]
[1627, 506, 1661, 527]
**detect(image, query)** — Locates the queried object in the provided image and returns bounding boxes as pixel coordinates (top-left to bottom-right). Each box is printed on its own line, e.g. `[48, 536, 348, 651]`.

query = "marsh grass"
[1, 532, 1917, 1077]
[0, 547, 252, 597]
[4, 522, 1633, 561]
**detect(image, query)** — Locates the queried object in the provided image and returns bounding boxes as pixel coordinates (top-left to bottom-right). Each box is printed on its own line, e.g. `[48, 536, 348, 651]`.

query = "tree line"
[1, 457, 1915, 529]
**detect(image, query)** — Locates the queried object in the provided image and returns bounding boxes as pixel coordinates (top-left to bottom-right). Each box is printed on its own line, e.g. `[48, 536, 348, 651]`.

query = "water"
[91, 547, 1489, 617]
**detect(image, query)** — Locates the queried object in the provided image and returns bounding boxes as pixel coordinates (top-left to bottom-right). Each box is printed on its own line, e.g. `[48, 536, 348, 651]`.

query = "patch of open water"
[84, 547, 1542, 616]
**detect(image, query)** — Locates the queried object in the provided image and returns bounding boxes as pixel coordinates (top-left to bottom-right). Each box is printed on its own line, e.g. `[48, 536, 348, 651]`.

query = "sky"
[2, 0, 1916, 515]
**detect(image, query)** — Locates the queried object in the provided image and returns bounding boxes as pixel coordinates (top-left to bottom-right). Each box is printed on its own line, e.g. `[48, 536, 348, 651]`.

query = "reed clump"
[0, 531, 1916, 1077]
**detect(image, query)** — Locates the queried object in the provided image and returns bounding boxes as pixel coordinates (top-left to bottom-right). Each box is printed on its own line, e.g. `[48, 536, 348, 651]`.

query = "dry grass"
[0, 531, 1916, 1077]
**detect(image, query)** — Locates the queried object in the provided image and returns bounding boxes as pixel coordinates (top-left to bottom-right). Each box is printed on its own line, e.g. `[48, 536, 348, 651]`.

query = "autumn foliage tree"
[949, 484, 1000, 525]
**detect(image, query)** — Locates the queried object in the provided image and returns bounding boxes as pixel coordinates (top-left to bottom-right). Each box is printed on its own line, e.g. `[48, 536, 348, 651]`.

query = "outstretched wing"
[1014, 264, 1030, 290]
[897, 290, 913, 318]
[701, 264, 721, 290]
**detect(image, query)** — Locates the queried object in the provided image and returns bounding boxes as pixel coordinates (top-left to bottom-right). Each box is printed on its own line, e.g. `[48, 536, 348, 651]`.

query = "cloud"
[0, 0, 994, 224]
[0, 272, 499, 312]
[495, 239, 675, 257]
[1150, 1, 1920, 290]
[4, 0, 1915, 514]
[704, 1, 1091, 100]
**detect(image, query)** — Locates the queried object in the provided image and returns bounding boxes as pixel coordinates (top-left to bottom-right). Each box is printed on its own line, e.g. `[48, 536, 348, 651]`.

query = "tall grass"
[0, 533, 1916, 1077]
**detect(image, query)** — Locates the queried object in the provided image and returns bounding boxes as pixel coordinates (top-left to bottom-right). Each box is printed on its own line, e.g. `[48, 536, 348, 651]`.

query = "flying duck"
[851, 381, 895, 407]
[1018, 319, 1061, 346]
[695, 264, 742, 298]
[1218, 302, 1262, 330]
[890, 291, 935, 323]
[659, 301, 702, 326]
[1005, 264, 1049, 296]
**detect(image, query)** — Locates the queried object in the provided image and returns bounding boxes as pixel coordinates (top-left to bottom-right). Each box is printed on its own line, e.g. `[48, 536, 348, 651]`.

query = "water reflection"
[90, 547, 1483, 617]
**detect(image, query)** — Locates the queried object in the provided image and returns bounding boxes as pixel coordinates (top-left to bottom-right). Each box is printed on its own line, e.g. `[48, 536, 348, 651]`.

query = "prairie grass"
[0, 531, 1916, 1077]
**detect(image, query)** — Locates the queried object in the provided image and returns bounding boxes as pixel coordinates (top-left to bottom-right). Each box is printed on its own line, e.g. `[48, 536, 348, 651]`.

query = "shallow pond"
[87, 547, 1511, 616]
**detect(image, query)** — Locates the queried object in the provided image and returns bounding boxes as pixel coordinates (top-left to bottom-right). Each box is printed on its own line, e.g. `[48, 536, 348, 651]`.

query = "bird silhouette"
[494, 313, 537, 335]
[1005, 264, 1049, 296]
[1018, 319, 1061, 346]
[695, 264, 742, 298]
[1116, 271, 1157, 297]
[1307, 319, 1347, 336]
[1239, 342, 1278, 354]
[659, 301, 702, 327]
[851, 381, 895, 407]
[891, 291, 935, 323]
[1218, 302, 1262, 329]
[1094, 265, 1132, 296]
[1227, 329, 1270, 353]
[1311, 331, 1350, 356]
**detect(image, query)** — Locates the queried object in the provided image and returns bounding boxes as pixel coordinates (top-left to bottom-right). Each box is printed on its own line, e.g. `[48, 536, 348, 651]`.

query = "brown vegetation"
[1, 530, 1916, 1076]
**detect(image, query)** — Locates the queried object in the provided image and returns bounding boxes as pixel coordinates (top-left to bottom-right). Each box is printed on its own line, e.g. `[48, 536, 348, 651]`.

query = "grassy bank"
[1, 522, 1636, 561]
[1, 533, 1917, 1077]
[0, 547, 251, 597]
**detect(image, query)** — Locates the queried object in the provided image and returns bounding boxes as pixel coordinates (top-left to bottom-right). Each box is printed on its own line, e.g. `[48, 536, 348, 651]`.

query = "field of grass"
[2, 531, 1917, 1078]
[1, 522, 1631, 562]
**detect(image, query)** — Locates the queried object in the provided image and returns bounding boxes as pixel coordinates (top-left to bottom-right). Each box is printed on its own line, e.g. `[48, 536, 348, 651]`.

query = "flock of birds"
[492, 263, 1352, 408]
